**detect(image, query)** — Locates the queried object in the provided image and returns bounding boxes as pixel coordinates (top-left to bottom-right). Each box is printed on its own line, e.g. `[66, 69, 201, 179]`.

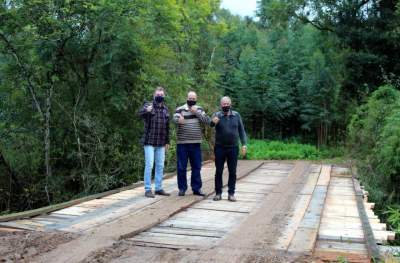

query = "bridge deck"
[0, 160, 396, 262]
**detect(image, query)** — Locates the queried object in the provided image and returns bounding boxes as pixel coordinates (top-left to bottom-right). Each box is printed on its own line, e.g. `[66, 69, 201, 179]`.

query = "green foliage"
[0, 0, 399, 214]
[348, 85, 400, 204]
[336, 256, 349, 263]
[0, 0, 224, 212]
[244, 139, 339, 160]
[384, 206, 400, 239]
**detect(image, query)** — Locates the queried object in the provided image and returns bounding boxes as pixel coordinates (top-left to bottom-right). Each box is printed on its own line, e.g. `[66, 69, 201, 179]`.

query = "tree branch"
[0, 32, 45, 119]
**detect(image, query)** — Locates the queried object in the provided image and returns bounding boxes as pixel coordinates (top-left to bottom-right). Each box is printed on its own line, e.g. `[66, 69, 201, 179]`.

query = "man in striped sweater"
[173, 91, 210, 196]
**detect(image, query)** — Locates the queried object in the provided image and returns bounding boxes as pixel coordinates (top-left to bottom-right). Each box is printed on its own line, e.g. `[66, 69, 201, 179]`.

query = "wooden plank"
[147, 226, 224, 238]
[31, 218, 59, 225]
[315, 240, 368, 254]
[130, 231, 220, 248]
[241, 176, 284, 185]
[372, 230, 396, 244]
[235, 182, 275, 193]
[319, 228, 394, 244]
[77, 198, 118, 207]
[130, 240, 201, 250]
[364, 202, 375, 209]
[288, 227, 318, 253]
[169, 208, 245, 221]
[0, 221, 42, 231]
[0, 227, 25, 232]
[275, 194, 312, 250]
[52, 206, 93, 216]
[222, 191, 266, 201]
[192, 201, 256, 213]
[317, 165, 331, 186]
[160, 217, 244, 230]
[331, 166, 351, 175]
[61, 197, 162, 232]
[318, 228, 365, 242]
[159, 218, 231, 231]
[320, 215, 380, 225]
[300, 172, 320, 195]
[35, 214, 77, 221]
[321, 221, 386, 231]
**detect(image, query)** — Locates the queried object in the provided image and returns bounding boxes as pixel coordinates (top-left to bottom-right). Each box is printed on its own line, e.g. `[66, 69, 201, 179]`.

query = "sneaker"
[155, 189, 170, 196]
[193, 190, 206, 197]
[178, 190, 186, 196]
[213, 194, 222, 201]
[145, 190, 155, 198]
[228, 194, 236, 202]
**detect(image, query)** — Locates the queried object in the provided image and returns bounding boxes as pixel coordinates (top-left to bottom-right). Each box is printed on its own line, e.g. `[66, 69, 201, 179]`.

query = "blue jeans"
[177, 143, 202, 192]
[144, 145, 165, 191]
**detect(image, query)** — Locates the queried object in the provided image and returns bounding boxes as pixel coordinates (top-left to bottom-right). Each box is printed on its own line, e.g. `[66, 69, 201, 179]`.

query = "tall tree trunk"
[44, 85, 53, 205]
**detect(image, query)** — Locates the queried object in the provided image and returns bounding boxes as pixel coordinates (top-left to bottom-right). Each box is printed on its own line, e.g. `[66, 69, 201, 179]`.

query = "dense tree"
[0, 0, 399, 213]
[0, 0, 223, 212]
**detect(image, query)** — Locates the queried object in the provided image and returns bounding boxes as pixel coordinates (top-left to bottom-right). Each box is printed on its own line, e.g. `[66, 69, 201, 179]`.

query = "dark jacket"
[211, 110, 247, 147]
[138, 101, 170, 146]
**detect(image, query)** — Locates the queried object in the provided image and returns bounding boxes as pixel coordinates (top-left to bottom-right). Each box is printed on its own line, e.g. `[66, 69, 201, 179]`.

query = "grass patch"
[244, 139, 343, 161]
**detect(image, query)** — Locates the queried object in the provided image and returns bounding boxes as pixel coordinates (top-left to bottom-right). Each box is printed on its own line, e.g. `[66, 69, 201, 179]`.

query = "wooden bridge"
[0, 161, 396, 262]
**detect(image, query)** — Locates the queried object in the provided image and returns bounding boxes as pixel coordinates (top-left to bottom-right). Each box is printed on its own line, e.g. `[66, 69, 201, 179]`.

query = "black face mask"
[154, 96, 164, 103]
[187, 100, 197, 107]
[222, 106, 231, 112]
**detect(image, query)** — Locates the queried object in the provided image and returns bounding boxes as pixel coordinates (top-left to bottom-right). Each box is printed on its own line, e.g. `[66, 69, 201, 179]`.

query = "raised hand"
[178, 113, 185, 124]
[190, 105, 198, 113]
[146, 105, 153, 112]
[212, 116, 220, 124]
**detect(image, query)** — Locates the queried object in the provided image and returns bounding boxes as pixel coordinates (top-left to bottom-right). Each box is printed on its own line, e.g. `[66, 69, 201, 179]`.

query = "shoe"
[155, 189, 171, 196]
[178, 190, 186, 196]
[213, 194, 222, 201]
[145, 190, 155, 198]
[228, 194, 236, 202]
[193, 190, 206, 196]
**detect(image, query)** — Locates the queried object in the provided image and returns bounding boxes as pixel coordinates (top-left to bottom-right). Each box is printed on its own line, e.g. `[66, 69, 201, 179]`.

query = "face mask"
[187, 100, 197, 107]
[222, 106, 231, 112]
[155, 96, 164, 103]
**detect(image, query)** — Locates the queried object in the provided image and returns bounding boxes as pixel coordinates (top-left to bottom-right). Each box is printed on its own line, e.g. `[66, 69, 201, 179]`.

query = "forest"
[0, 0, 399, 237]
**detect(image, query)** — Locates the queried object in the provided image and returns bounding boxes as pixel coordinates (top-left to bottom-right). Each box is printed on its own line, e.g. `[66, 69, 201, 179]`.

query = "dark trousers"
[214, 145, 238, 195]
[177, 143, 202, 192]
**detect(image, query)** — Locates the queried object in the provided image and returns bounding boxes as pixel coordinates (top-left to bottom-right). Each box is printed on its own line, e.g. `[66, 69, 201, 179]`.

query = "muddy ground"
[0, 230, 78, 262]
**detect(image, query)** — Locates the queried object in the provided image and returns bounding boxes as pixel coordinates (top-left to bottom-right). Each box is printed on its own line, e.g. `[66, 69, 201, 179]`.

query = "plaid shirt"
[138, 101, 170, 146]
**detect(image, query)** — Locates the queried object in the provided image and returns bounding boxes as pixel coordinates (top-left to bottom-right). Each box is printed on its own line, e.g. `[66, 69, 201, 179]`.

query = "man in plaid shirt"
[138, 87, 171, 198]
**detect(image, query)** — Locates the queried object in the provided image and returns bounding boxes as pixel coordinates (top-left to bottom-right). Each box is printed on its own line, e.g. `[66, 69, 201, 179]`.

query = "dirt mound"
[0, 230, 78, 262]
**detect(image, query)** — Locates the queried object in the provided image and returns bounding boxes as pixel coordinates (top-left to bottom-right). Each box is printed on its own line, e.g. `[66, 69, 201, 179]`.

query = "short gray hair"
[188, 91, 197, 96]
[154, 86, 165, 95]
[220, 96, 231, 104]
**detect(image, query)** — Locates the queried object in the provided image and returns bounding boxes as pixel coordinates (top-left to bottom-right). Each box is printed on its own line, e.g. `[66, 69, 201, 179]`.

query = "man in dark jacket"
[138, 87, 171, 198]
[211, 96, 247, 202]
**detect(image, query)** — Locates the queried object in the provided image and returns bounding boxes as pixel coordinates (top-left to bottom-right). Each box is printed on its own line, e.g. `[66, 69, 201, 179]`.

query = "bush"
[383, 206, 400, 245]
[244, 139, 340, 160]
[373, 108, 400, 204]
[348, 85, 400, 239]
[347, 85, 400, 205]
[348, 85, 400, 161]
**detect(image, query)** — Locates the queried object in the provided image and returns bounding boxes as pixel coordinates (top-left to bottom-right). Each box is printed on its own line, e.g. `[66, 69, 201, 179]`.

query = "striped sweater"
[173, 104, 210, 144]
